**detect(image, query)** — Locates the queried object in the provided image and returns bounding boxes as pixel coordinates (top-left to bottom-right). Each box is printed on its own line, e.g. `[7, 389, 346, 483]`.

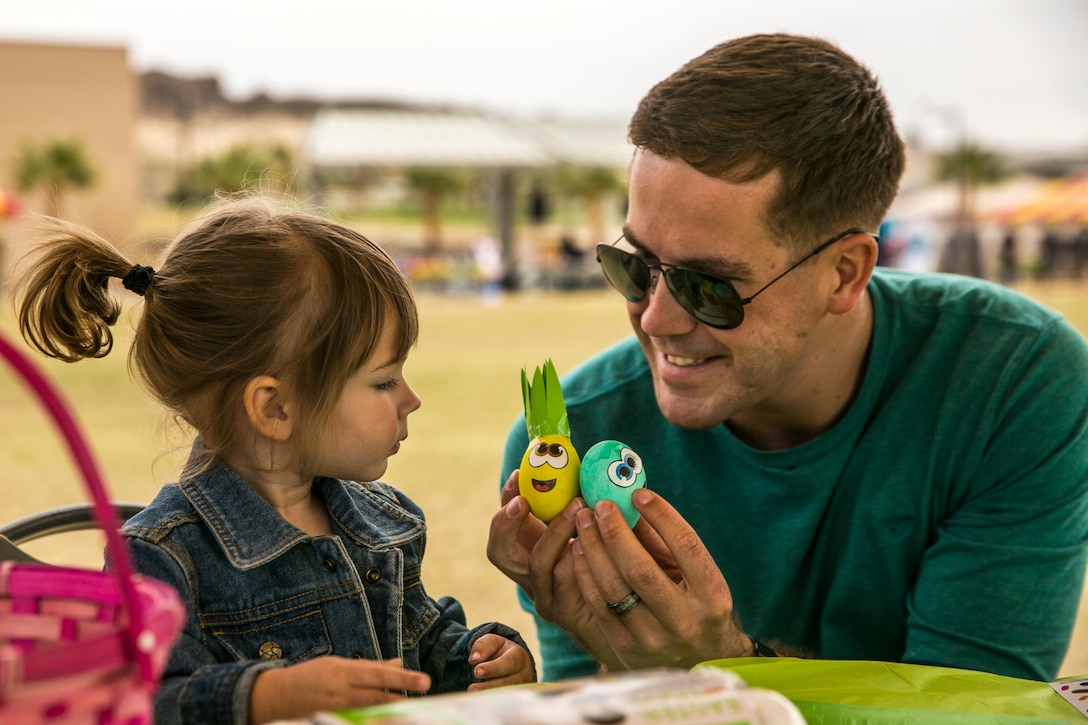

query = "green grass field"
[3, 280, 1088, 676]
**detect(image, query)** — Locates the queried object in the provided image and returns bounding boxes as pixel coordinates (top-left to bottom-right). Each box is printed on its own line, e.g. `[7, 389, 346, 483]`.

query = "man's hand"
[485, 471, 549, 594]
[568, 487, 755, 670]
[485, 470, 619, 663]
[488, 472, 758, 670]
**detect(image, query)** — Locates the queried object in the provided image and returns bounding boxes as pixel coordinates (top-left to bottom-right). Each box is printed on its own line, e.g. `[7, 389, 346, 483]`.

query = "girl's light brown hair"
[14, 196, 418, 474]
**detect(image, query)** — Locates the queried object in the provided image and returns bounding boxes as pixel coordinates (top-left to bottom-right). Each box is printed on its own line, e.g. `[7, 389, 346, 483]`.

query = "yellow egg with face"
[518, 434, 581, 522]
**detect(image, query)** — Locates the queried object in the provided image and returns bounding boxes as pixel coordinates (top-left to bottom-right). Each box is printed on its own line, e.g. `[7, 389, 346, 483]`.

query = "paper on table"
[1050, 675, 1088, 719]
[315, 667, 804, 725]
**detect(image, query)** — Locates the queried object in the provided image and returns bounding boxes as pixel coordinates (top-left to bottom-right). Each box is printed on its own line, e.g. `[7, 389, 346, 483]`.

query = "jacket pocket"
[206, 606, 333, 663]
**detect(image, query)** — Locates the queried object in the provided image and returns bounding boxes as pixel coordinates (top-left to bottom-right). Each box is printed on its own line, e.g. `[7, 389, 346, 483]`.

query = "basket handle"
[0, 332, 155, 684]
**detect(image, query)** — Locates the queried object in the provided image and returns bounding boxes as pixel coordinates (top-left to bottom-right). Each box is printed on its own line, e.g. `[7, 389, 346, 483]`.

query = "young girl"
[13, 198, 535, 725]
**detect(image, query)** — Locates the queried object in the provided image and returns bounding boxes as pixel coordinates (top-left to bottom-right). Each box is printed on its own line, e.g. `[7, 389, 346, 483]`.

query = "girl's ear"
[243, 375, 293, 442]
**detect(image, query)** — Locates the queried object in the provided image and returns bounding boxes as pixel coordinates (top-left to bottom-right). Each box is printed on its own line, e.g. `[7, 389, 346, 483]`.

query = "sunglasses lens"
[597, 244, 651, 301]
[665, 269, 745, 329]
[597, 243, 745, 329]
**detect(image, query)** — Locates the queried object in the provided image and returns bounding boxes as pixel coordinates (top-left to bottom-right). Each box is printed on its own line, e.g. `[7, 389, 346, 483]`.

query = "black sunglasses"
[595, 228, 876, 329]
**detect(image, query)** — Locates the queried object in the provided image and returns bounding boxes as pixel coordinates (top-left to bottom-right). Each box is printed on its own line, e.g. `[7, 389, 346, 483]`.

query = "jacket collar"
[177, 443, 424, 569]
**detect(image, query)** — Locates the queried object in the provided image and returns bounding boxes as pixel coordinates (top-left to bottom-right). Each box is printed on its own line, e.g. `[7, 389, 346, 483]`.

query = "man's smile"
[666, 354, 709, 366]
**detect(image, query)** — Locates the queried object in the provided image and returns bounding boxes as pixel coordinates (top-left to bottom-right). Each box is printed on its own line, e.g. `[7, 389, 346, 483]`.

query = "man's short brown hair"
[629, 33, 906, 250]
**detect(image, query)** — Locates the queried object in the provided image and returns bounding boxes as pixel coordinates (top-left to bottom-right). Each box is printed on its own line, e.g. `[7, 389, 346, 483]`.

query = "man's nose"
[637, 272, 699, 336]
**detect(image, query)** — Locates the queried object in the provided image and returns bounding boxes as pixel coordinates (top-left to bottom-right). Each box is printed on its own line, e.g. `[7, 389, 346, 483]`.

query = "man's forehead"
[628, 152, 781, 224]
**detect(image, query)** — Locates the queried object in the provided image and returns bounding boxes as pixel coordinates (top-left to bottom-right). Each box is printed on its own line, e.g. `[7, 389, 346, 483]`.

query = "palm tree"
[14, 138, 97, 218]
[932, 142, 1008, 221]
[558, 167, 625, 244]
[932, 142, 1008, 277]
[405, 168, 465, 250]
[171, 144, 296, 204]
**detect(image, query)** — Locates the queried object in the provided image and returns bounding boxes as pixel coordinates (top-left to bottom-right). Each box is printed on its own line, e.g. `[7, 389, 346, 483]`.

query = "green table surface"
[702, 658, 1083, 723]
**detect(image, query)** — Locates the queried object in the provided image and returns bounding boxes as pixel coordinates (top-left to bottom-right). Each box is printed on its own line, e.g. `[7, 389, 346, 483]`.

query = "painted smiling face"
[579, 440, 646, 528]
[519, 433, 581, 522]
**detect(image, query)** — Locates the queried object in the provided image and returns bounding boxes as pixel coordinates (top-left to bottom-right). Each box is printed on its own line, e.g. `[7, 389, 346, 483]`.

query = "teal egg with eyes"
[579, 440, 647, 528]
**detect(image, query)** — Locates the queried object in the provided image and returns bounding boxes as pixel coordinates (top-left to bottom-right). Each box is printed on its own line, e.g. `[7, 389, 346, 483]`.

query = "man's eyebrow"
[621, 228, 758, 280]
[619, 228, 653, 256]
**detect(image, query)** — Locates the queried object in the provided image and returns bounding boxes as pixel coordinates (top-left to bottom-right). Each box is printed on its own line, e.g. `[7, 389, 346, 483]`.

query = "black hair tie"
[122, 264, 156, 296]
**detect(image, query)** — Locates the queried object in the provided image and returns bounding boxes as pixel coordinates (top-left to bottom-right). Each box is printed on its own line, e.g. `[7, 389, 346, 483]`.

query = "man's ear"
[827, 232, 878, 315]
[243, 376, 293, 442]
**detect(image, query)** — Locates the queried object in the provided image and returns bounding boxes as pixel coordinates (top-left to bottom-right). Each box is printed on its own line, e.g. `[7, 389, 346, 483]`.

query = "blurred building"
[0, 37, 632, 293]
[301, 109, 632, 285]
[0, 39, 139, 282]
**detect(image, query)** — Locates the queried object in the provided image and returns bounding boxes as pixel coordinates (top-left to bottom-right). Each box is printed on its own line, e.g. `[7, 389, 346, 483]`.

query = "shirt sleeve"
[904, 317, 1088, 680]
[416, 594, 536, 692]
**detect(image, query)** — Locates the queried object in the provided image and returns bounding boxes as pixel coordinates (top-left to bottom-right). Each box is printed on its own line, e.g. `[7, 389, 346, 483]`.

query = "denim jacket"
[122, 443, 532, 725]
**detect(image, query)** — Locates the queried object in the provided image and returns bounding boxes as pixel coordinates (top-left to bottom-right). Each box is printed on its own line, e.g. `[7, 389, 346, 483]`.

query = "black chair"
[0, 502, 145, 563]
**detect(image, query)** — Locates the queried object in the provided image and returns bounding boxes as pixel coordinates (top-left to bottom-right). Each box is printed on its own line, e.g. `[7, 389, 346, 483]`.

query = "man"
[487, 33, 1088, 683]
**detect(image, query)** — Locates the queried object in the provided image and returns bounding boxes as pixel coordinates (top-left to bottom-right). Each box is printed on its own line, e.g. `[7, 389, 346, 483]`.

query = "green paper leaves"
[522, 358, 570, 439]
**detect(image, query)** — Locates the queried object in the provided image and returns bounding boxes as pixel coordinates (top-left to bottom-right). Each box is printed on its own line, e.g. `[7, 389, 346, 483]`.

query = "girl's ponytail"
[14, 217, 144, 363]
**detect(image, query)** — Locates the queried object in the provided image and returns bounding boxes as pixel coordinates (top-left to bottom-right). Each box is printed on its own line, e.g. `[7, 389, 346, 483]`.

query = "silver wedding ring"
[607, 591, 642, 616]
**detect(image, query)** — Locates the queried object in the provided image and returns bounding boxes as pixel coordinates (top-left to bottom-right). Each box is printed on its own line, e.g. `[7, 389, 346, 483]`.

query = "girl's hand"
[250, 656, 430, 724]
[466, 634, 536, 691]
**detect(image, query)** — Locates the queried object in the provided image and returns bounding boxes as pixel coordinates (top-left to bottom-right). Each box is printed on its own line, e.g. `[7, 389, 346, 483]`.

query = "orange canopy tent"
[993, 172, 1088, 227]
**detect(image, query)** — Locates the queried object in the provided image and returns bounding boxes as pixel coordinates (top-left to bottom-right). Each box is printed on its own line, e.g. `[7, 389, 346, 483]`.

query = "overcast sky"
[4, 0, 1086, 154]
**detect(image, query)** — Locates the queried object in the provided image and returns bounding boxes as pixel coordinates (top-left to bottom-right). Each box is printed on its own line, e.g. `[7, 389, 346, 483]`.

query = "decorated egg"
[518, 359, 581, 523]
[519, 433, 581, 522]
[579, 440, 646, 528]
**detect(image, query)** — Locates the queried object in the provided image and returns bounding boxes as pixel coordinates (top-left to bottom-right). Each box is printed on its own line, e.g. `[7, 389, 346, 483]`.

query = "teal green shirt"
[502, 268, 1088, 682]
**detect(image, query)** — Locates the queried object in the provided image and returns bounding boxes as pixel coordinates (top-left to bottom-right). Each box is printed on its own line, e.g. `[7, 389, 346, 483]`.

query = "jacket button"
[259, 641, 283, 660]
[364, 567, 381, 583]
[323, 558, 337, 573]
[351, 652, 365, 659]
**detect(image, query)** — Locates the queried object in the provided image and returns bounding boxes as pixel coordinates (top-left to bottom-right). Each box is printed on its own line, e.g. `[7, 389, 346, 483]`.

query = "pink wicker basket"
[0, 333, 185, 725]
